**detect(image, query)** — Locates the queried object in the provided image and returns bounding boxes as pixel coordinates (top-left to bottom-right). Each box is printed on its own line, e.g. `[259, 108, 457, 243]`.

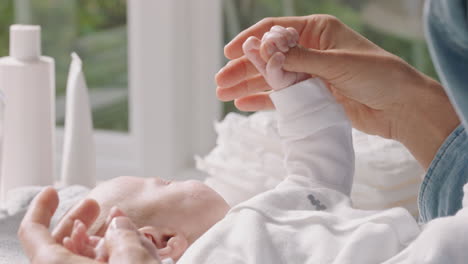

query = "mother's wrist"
[393, 76, 460, 169]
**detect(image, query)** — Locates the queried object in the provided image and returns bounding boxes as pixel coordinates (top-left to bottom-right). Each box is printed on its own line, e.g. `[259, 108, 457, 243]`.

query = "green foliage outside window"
[0, 0, 439, 128]
[0, 1, 14, 57]
[0, 0, 128, 131]
[223, 0, 438, 115]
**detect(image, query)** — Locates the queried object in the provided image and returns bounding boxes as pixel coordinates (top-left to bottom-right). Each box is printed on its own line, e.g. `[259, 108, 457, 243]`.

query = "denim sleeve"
[418, 124, 468, 223]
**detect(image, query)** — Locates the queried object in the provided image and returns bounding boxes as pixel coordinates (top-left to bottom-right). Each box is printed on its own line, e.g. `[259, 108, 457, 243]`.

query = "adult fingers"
[216, 56, 260, 89]
[18, 187, 59, 258]
[234, 93, 275, 112]
[95, 206, 127, 237]
[217, 75, 271, 102]
[283, 46, 352, 82]
[52, 198, 100, 243]
[19, 187, 100, 264]
[224, 16, 307, 59]
[106, 217, 160, 264]
[23, 187, 58, 228]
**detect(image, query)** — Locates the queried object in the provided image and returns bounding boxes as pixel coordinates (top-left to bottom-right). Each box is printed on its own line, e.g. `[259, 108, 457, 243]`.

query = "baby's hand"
[63, 219, 102, 260]
[62, 206, 127, 262]
[242, 26, 309, 90]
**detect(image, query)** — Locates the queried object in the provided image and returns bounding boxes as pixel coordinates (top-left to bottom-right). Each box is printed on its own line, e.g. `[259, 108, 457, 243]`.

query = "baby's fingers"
[95, 206, 126, 237]
[70, 220, 94, 255]
[266, 52, 286, 89]
[260, 26, 299, 60]
[71, 220, 89, 243]
[266, 52, 298, 90]
[52, 198, 100, 243]
[242, 36, 266, 75]
[89, 236, 101, 247]
[66, 220, 98, 259]
[286, 27, 299, 46]
[81, 244, 97, 259]
[63, 237, 76, 253]
[270, 26, 296, 49]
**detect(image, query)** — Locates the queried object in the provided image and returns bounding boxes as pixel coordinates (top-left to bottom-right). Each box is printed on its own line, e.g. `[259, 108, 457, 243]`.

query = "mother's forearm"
[394, 76, 460, 170]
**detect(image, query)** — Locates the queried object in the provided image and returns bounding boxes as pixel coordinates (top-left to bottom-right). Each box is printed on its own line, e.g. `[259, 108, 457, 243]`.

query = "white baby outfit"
[177, 78, 421, 263]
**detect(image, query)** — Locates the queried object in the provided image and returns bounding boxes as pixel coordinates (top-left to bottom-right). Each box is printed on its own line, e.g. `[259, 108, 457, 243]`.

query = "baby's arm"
[272, 79, 354, 195]
[243, 26, 354, 195]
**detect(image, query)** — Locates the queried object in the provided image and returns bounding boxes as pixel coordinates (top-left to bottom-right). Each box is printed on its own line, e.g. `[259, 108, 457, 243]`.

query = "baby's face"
[87, 176, 230, 244]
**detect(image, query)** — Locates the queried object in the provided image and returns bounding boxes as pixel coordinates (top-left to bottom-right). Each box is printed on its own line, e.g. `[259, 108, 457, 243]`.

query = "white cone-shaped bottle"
[0, 25, 55, 201]
[60, 53, 96, 187]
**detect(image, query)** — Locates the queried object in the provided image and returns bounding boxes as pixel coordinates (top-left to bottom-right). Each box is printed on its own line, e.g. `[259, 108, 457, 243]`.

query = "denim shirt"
[425, 0, 468, 129]
[420, 0, 468, 222]
[419, 125, 468, 223]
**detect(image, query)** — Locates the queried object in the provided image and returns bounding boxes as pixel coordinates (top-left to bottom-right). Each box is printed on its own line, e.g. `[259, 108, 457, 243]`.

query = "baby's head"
[87, 176, 230, 260]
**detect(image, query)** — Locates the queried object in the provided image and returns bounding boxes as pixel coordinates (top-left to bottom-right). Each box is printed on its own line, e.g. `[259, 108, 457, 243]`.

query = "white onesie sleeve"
[269, 78, 354, 195]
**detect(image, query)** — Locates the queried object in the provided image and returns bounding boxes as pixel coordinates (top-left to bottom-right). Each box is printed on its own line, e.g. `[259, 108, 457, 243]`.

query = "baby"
[61, 177, 231, 263]
[60, 26, 420, 263]
[61, 26, 305, 262]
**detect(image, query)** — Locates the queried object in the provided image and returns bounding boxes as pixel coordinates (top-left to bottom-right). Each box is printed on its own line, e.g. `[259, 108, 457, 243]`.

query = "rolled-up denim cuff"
[418, 124, 468, 223]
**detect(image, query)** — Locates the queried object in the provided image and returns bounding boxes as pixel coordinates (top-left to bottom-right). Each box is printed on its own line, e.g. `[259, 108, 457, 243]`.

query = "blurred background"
[0, 0, 435, 181]
[0, 0, 435, 132]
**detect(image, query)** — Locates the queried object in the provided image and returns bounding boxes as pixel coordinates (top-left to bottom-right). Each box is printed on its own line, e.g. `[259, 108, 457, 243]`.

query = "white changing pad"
[197, 111, 424, 216]
[0, 186, 89, 264]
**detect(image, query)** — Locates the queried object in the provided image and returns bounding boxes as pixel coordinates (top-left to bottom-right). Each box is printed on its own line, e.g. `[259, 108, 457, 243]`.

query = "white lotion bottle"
[0, 25, 55, 200]
[61, 53, 96, 188]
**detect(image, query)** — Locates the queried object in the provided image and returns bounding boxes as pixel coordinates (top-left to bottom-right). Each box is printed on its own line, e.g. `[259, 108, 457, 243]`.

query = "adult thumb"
[283, 46, 350, 80]
[106, 217, 160, 264]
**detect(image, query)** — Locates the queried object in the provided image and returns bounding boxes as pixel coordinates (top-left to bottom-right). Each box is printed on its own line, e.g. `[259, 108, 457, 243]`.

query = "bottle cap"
[9, 24, 41, 60]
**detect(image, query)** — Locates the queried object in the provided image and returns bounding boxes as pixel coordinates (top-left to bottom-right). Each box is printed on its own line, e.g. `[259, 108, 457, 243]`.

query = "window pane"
[222, 0, 436, 115]
[0, 2, 14, 57]
[0, 0, 128, 131]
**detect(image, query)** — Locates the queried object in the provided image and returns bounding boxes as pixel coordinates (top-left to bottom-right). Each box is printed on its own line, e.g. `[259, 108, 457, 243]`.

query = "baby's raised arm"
[243, 26, 354, 195]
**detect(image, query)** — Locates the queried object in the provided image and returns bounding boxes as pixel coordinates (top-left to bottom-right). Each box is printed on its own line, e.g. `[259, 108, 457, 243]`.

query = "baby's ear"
[139, 227, 188, 261]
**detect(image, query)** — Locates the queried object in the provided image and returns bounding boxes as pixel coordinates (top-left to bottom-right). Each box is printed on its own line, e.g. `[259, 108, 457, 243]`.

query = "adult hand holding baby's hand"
[217, 15, 459, 168]
[242, 25, 309, 90]
[18, 187, 162, 264]
[216, 15, 431, 137]
[103, 217, 161, 264]
[18, 187, 99, 264]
